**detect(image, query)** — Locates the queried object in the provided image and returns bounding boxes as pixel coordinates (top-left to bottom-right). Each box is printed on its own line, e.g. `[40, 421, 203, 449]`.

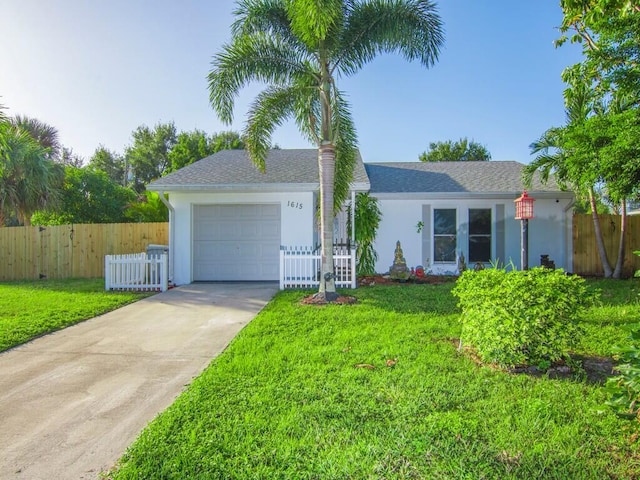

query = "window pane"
[469, 236, 491, 262]
[469, 209, 491, 235]
[434, 209, 456, 235]
[435, 235, 456, 262]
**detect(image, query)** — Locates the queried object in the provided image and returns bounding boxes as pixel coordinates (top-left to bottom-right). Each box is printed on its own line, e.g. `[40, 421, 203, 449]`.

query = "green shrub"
[606, 328, 640, 421]
[452, 267, 594, 368]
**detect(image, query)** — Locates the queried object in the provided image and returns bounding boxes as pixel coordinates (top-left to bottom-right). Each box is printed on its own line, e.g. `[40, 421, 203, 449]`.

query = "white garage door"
[193, 204, 281, 281]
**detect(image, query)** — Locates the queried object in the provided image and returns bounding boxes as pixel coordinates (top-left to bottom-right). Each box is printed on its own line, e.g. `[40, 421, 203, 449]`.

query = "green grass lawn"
[0, 278, 152, 352]
[111, 280, 640, 479]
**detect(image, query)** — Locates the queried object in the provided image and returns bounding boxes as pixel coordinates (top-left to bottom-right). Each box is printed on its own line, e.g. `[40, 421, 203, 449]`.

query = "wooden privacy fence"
[0, 223, 168, 281]
[573, 214, 640, 277]
[280, 245, 356, 289]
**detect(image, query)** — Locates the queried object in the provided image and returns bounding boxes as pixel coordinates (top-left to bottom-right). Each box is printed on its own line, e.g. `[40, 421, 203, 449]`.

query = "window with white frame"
[468, 208, 491, 263]
[434, 209, 456, 262]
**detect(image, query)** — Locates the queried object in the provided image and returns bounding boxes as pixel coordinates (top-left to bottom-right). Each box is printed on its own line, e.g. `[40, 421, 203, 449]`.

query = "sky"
[1, 0, 584, 165]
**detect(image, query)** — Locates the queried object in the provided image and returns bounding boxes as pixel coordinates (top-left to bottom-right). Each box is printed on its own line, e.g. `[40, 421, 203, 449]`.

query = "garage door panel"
[193, 204, 281, 281]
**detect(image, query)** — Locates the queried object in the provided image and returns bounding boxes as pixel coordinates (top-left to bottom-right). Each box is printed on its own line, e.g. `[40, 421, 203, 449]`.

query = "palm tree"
[208, 0, 444, 300]
[0, 122, 63, 226]
[11, 115, 61, 160]
[524, 82, 630, 278]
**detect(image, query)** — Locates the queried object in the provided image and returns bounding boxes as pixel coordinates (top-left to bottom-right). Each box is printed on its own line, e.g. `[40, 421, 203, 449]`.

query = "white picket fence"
[279, 246, 356, 289]
[105, 252, 169, 292]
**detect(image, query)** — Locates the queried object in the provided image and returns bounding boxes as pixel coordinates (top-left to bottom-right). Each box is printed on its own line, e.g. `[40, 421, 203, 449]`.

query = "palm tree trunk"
[318, 141, 337, 300]
[613, 200, 627, 279]
[589, 187, 613, 278]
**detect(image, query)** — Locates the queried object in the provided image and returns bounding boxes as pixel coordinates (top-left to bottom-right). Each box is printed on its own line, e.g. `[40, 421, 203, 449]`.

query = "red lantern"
[514, 191, 535, 220]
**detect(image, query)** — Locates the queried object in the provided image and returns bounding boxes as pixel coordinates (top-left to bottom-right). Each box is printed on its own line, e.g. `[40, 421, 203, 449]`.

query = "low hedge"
[452, 267, 594, 368]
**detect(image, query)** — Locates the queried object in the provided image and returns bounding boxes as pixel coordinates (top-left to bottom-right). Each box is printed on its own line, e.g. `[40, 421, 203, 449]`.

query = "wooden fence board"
[0, 223, 168, 281]
[573, 213, 640, 277]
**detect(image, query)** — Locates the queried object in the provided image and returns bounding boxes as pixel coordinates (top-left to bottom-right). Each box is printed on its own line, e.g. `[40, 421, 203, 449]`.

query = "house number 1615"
[287, 201, 303, 209]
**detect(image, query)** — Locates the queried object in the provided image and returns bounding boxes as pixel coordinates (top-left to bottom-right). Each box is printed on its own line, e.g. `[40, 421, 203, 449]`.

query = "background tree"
[58, 146, 84, 167]
[89, 145, 126, 185]
[546, 1, 640, 278]
[525, 82, 638, 278]
[10, 115, 61, 160]
[0, 122, 63, 226]
[418, 137, 491, 162]
[125, 122, 177, 192]
[31, 166, 136, 225]
[558, 0, 640, 101]
[208, 0, 443, 300]
[167, 130, 244, 173]
[124, 191, 169, 223]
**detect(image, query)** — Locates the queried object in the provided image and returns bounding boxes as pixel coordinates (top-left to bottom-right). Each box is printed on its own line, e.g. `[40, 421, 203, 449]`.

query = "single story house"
[148, 149, 574, 285]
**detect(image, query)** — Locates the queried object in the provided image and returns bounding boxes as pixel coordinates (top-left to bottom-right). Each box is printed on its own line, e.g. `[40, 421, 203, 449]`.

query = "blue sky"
[1, 1, 583, 164]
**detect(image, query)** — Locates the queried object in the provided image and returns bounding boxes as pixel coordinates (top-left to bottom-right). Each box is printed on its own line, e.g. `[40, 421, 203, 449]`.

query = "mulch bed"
[300, 293, 358, 305]
[448, 338, 616, 384]
[358, 274, 457, 286]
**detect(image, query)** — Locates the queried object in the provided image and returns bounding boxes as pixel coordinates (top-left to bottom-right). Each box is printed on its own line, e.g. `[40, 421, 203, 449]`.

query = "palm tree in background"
[0, 122, 63, 226]
[208, 0, 444, 300]
[11, 115, 61, 160]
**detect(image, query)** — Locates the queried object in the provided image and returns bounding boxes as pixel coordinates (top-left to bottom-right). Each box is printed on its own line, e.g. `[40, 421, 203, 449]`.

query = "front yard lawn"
[0, 278, 151, 352]
[112, 280, 640, 479]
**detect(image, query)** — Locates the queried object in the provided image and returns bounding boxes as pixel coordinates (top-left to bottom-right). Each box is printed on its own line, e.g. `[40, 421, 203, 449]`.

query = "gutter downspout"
[563, 197, 576, 273]
[158, 191, 175, 284]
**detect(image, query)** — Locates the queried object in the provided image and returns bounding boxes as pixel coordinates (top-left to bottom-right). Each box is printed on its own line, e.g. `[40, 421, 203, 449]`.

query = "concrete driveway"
[0, 282, 278, 480]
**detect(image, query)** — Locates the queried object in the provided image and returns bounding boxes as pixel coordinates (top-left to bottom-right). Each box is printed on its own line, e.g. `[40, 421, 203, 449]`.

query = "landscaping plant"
[347, 192, 382, 276]
[453, 267, 594, 368]
[605, 250, 640, 422]
[606, 328, 640, 421]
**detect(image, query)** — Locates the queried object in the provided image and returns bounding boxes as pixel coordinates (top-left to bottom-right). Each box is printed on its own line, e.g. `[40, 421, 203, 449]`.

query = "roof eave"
[370, 191, 574, 200]
[149, 181, 371, 193]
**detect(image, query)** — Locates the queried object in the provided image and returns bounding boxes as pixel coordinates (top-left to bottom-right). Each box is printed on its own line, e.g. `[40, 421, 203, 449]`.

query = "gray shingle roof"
[148, 149, 370, 191]
[365, 161, 565, 194]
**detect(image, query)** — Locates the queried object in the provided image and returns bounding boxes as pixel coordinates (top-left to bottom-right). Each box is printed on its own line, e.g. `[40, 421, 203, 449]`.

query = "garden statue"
[389, 241, 411, 280]
[457, 252, 466, 273]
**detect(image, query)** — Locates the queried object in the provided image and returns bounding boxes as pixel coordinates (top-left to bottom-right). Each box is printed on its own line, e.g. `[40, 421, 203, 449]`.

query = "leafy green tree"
[89, 145, 126, 185]
[210, 130, 245, 152]
[124, 190, 169, 223]
[557, 0, 640, 100]
[125, 122, 177, 191]
[208, 0, 443, 299]
[167, 130, 244, 173]
[58, 146, 84, 167]
[31, 166, 136, 225]
[418, 137, 491, 162]
[0, 122, 63, 226]
[168, 130, 212, 173]
[526, 83, 638, 278]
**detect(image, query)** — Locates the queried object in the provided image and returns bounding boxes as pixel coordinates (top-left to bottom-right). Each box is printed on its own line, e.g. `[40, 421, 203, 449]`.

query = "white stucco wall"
[372, 195, 573, 274]
[167, 191, 315, 285]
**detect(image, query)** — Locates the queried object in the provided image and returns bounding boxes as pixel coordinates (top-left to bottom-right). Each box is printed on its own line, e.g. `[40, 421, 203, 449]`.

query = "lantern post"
[514, 191, 535, 270]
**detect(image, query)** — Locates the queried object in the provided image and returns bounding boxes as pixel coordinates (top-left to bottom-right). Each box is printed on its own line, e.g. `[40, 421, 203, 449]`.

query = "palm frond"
[287, 0, 345, 49]
[332, 90, 358, 211]
[232, 0, 305, 50]
[244, 85, 301, 171]
[337, 0, 444, 75]
[208, 32, 312, 123]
